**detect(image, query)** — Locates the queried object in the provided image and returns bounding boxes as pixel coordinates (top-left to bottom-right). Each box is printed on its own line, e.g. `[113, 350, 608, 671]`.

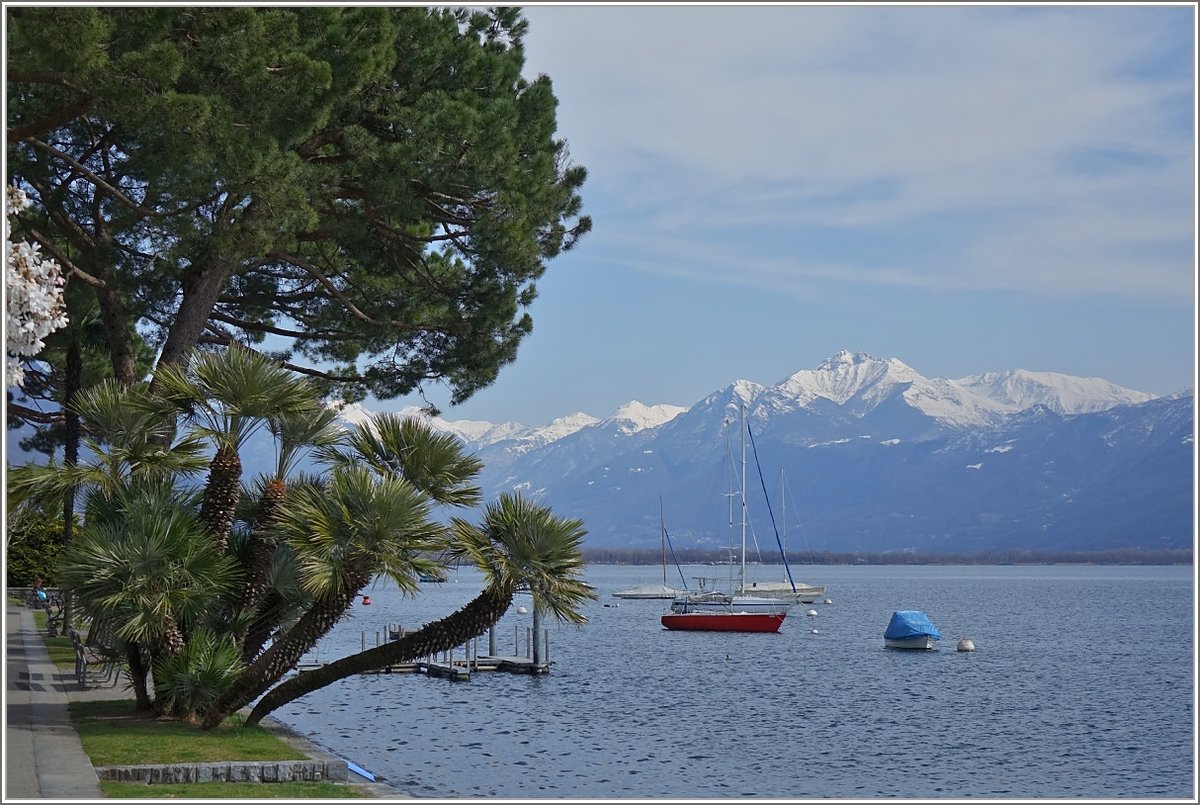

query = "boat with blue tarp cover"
[884, 610, 942, 649]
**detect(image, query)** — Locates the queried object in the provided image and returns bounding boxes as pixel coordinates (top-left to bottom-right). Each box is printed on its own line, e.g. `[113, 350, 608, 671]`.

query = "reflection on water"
[272, 564, 1193, 798]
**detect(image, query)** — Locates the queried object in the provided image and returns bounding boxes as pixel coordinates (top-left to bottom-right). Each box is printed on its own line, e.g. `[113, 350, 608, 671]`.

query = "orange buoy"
[362, 596, 372, 605]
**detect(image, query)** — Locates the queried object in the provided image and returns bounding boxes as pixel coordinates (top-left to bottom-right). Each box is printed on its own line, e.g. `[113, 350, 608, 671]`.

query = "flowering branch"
[6, 186, 69, 387]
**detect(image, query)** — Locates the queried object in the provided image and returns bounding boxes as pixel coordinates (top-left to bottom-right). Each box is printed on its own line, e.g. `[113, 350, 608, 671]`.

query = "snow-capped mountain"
[329, 350, 1186, 555]
[13, 351, 1182, 556]
[764, 350, 1156, 432]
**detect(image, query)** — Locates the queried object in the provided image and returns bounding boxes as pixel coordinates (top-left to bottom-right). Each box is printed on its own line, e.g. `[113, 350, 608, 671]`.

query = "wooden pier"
[337, 622, 550, 682]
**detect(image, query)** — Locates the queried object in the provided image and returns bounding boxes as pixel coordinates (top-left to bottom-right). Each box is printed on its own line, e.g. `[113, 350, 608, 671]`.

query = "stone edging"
[94, 758, 347, 784]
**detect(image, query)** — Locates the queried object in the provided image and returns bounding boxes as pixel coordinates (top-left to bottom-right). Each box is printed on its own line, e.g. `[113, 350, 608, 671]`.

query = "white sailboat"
[613, 497, 681, 600]
[737, 469, 827, 603]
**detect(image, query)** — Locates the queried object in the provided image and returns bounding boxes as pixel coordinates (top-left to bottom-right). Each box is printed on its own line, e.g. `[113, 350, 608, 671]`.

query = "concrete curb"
[95, 757, 347, 783]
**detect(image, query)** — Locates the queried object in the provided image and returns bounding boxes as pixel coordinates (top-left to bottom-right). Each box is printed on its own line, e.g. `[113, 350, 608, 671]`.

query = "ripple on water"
[270, 565, 1193, 798]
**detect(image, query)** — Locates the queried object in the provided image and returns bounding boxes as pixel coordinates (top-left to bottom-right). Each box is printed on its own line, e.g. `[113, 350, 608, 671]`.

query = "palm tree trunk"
[238, 479, 286, 638]
[126, 643, 153, 712]
[199, 443, 241, 553]
[201, 568, 371, 729]
[241, 589, 283, 664]
[245, 584, 512, 726]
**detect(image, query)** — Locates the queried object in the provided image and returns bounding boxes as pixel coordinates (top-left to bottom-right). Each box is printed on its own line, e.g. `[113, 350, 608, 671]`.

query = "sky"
[377, 5, 1189, 426]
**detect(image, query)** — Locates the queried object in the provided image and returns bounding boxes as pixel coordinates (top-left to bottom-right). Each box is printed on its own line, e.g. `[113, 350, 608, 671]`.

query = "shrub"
[5, 507, 67, 586]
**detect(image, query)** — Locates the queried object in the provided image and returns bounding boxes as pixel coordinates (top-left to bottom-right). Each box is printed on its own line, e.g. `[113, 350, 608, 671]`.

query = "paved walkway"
[4, 603, 408, 799]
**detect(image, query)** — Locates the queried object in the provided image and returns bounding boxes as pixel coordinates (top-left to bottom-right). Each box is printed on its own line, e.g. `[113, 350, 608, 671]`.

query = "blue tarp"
[884, 610, 942, 640]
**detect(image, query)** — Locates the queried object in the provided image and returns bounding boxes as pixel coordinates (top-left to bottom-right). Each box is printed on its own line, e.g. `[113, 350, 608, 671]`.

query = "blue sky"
[389, 3, 1196, 427]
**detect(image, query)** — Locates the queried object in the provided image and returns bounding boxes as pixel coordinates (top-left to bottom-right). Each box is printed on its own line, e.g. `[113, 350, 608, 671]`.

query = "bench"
[41, 592, 65, 636]
[69, 623, 121, 688]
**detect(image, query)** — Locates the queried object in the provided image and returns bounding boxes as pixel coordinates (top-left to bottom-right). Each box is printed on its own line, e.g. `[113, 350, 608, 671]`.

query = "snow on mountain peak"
[606, 400, 688, 433]
[779, 351, 919, 408]
[953, 369, 1155, 415]
[818, 349, 867, 370]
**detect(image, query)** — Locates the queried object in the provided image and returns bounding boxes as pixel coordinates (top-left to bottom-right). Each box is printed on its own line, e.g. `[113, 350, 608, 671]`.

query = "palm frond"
[335, 412, 483, 507]
[447, 493, 596, 624]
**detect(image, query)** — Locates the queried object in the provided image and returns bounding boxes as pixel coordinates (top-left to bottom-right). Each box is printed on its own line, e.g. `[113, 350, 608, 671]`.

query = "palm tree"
[242, 493, 595, 726]
[201, 465, 447, 728]
[238, 406, 345, 641]
[152, 347, 316, 552]
[319, 411, 484, 507]
[6, 379, 210, 512]
[60, 480, 240, 712]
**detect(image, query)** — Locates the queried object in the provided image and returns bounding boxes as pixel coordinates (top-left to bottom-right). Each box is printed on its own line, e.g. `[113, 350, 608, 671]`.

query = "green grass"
[70, 700, 308, 766]
[37, 619, 369, 798]
[99, 780, 371, 798]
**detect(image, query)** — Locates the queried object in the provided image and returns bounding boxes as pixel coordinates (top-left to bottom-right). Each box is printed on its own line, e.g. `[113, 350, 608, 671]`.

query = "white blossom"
[6, 185, 68, 386]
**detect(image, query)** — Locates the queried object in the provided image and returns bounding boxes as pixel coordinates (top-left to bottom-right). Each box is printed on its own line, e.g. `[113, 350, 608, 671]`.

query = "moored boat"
[659, 404, 794, 634]
[616, 498, 685, 599]
[668, 590, 789, 615]
[737, 579, 827, 603]
[613, 583, 681, 600]
[661, 610, 787, 633]
[884, 610, 942, 650]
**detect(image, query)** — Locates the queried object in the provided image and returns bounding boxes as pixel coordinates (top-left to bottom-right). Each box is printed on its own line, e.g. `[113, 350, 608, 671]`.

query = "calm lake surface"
[270, 564, 1194, 800]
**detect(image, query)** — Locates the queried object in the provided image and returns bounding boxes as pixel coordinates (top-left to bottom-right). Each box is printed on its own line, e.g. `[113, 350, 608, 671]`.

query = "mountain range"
[8, 351, 1192, 555]
[334, 351, 1192, 555]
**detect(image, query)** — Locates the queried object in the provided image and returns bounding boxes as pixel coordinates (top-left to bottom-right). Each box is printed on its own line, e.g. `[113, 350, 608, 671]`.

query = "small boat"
[735, 470, 826, 603]
[884, 610, 942, 649]
[419, 573, 445, 583]
[737, 579, 827, 604]
[614, 500, 682, 599]
[661, 609, 787, 633]
[613, 583, 680, 599]
[662, 589, 789, 632]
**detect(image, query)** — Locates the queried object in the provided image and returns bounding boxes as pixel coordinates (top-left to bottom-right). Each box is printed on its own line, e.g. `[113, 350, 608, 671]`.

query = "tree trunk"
[152, 259, 235, 372]
[126, 643, 153, 712]
[241, 589, 284, 664]
[245, 584, 512, 726]
[198, 444, 242, 554]
[59, 337, 81, 636]
[201, 567, 372, 729]
[92, 250, 138, 386]
[237, 479, 286, 644]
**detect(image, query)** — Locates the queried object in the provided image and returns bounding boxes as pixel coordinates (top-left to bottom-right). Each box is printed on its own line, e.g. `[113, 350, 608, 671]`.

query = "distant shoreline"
[581, 547, 1193, 566]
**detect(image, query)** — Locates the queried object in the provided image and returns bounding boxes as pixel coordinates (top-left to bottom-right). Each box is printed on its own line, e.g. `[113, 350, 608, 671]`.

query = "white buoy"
[810, 628, 820, 635]
[957, 637, 976, 652]
[517, 606, 528, 615]
[823, 598, 833, 605]
[806, 609, 819, 617]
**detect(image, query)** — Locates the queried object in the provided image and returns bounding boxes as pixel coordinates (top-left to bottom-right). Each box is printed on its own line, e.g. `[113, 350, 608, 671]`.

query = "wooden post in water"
[489, 626, 496, 656]
[532, 606, 543, 667]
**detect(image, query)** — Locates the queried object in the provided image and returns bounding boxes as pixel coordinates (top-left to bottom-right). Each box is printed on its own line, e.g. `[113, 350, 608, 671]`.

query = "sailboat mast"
[780, 467, 787, 560]
[740, 403, 747, 592]
[659, 495, 667, 586]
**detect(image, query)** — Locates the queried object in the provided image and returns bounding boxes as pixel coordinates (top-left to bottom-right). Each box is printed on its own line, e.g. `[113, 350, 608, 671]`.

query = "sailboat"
[613, 497, 682, 600]
[737, 469, 827, 604]
[661, 404, 792, 633]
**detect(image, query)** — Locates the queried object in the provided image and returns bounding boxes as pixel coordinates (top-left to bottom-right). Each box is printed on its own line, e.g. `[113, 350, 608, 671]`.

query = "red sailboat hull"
[660, 612, 787, 633]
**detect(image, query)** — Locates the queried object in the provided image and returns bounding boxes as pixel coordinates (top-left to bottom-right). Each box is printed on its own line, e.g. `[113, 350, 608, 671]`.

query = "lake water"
[270, 564, 1194, 800]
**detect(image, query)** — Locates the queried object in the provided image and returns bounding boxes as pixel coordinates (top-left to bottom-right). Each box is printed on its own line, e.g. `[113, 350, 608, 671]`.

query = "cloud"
[522, 5, 1195, 302]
